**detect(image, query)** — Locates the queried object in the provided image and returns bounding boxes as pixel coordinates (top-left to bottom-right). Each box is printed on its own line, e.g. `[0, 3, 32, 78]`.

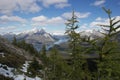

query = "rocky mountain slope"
[3, 29, 56, 51]
[0, 35, 33, 60]
[0, 35, 42, 80]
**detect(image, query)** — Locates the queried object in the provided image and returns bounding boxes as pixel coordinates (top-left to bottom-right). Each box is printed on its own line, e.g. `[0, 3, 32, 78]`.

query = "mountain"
[2, 29, 104, 51]
[3, 29, 56, 51]
[21, 29, 55, 51]
[80, 29, 104, 39]
[2, 32, 16, 42]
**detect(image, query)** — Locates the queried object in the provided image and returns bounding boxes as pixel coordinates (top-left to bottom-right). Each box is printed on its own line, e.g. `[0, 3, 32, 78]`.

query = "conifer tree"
[46, 47, 69, 80]
[27, 58, 43, 78]
[65, 11, 91, 80]
[94, 7, 120, 80]
[12, 36, 17, 45]
[40, 45, 49, 80]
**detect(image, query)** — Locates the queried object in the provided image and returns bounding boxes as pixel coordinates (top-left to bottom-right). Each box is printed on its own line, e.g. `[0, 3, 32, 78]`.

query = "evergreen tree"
[27, 58, 43, 78]
[40, 45, 49, 80]
[65, 11, 91, 80]
[47, 47, 69, 80]
[12, 36, 17, 45]
[94, 7, 120, 80]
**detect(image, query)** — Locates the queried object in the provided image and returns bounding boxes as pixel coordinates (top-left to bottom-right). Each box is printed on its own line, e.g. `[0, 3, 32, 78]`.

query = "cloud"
[0, 26, 17, 34]
[0, 15, 27, 23]
[90, 16, 120, 28]
[62, 12, 91, 19]
[32, 15, 65, 26]
[0, 0, 42, 15]
[90, 17, 108, 27]
[95, 17, 106, 21]
[39, 0, 70, 8]
[55, 3, 71, 8]
[50, 30, 65, 35]
[92, 0, 105, 6]
[32, 11, 91, 27]
[0, 26, 16, 30]
[0, 0, 70, 15]
[32, 15, 48, 22]
[47, 17, 64, 24]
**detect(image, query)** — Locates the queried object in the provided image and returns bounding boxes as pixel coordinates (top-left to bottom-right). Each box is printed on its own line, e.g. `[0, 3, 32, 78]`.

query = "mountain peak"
[38, 28, 46, 34]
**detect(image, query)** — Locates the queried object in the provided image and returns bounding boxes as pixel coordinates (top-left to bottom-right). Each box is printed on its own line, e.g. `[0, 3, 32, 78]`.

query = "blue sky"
[0, 0, 120, 35]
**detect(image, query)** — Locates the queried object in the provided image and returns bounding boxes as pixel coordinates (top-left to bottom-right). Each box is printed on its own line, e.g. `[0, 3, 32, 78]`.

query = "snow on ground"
[0, 61, 42, 80]
[20, 61, 29, 73]
[0, 52, 5, 57]
[0, 64, 14, 77]
[14, 74, 41, 80]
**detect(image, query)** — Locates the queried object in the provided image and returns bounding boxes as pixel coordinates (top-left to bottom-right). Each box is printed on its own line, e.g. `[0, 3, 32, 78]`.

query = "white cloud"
[31, 11, 91, 28]
[0, 26, 16, 30]
[39, 0, 70, 8]
[90, 17, 108, 27]
[0, 15, 27, 23]
[0, 0, 42, 15]
[92, 0, 105, 6]
[50, 30, 65, 35]
[47, 17, 64, 24]
[0, 0, 70, 15]
[32, 15, 65, 26]
[0, 26, 17, 34]
[62, 12, 91, 19]
[90, 16, 120, 28]
[95, 17, 106, 21]
[55, 3, 70, 8]
[32, 15, 48, 22]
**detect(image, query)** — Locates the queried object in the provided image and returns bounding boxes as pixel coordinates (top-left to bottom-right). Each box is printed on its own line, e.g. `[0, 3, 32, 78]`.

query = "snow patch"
[0, 62, 42, 80]
[0, 64, 14, 77]
[20, 61, 29, 73]
[0, 52, 5, 57]
[14, 74, 41, 80]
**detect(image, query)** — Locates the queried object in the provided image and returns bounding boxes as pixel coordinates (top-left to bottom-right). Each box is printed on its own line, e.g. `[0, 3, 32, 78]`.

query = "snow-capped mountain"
[16, 29, 56, 51]
[2, 29, 105, 51]
[17, 28, 55, 42]
[2, 32, 16, 41]
[2, 28, 69, 51]
[80, 29, 104, 39]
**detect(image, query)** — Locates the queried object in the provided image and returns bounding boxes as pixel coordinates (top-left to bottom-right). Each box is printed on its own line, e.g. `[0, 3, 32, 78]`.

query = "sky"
[0, 0, 120, 35]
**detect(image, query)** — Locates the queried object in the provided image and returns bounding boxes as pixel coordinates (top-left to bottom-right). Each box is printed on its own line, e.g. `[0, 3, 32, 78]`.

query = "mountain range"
[2, 29, 106, 51]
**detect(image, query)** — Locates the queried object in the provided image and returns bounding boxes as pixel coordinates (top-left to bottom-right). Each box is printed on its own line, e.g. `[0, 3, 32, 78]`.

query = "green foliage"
[46, 47, 70, 80]
[27, 58, 43, 77]
[0, 74, 13, 80]
[12, 39, 38, 55]
[65, 10, 92, 80]
[93, 7, 120, 79]
[12, 36, 17, 45]
[99, 7, 120, 37]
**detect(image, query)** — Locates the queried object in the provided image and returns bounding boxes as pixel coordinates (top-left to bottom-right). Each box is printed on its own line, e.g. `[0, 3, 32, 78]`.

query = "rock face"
[19, 29, 55, 51]
[25, 29, 55, 44]
[3, 29, 56, 51]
